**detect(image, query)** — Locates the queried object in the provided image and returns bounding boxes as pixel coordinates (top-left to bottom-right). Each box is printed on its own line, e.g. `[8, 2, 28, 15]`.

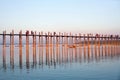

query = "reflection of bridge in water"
[1, 30, 120, 70]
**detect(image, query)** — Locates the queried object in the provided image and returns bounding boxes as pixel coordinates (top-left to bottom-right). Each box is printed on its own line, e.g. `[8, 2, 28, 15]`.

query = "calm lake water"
[0, 44, 120, 80]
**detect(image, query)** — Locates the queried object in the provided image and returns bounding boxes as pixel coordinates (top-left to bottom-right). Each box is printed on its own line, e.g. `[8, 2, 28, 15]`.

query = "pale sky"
[0, 0, 120, 34]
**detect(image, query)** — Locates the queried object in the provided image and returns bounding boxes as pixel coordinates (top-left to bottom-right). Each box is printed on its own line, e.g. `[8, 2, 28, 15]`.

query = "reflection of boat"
[68, 45, 76, 48]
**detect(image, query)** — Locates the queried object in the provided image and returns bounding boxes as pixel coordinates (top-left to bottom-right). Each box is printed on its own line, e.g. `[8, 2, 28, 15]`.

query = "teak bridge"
[0, 30, 120, 69]
[0, 30, 120, 45]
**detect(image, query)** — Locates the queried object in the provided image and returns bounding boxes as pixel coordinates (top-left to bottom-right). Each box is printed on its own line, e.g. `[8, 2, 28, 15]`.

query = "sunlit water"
[0, 44, 120, 80]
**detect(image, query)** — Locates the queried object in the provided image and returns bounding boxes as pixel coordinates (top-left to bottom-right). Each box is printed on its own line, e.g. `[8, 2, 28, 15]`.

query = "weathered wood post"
[34, 31, 36, 65]
[41, 31, 43, 64]
[79, 33, 82, 62]
[87, 34, 90, 53]
[53, 32, 56, 63]
[61, 33, 64, 62]
[108, 35, 110, 56]
[75, 34, 77, 62]
[98, 34, 100, 57]
[59, 32, 61, 64]
[50, 33, 52, 64]
[32, 31, 35, 65]
[118, 35, 120, 53]
[71, 33, 74, 62]
[69, 32, 72, 63]
[101, 34, 104, 57]
[117, 35, 119, 55]
[32, 31, 37, 66]
[47, 32, 50, 65]
[83, 34, 86, 61]
[38, 32, 40, 65]
[11, 30, 14, 69]
[56, 32, 59, 63]
[3, 31, 6, 69]
[94, 34, 97, 60]
[118, 36, 119, 53]
[114, 35, 116, 55]
[91, 34, 94, 60]
[110, 35, 113, 56]
[104, 35, 107, 56]
[26, 30, 29, 69]
[10, 32, 12, 65]
[63, 32, 66, 62]
[66, 33, 68, 62]
[113, 35, 116, 55]
[3, 31, 6, 47]
[45, 32, 48, 65]
[19, 30, 22, 69]
[87, 34, 90, 61]
[79, 33, 81, 53]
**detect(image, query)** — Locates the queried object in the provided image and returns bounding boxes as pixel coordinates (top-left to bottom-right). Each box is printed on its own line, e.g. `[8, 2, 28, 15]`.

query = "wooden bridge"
[0, 30, 120, 46]
[0, 30, 120, 69]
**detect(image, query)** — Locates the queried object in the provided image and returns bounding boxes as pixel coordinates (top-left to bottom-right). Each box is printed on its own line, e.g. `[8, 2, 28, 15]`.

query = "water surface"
[0, 44, 120, 80]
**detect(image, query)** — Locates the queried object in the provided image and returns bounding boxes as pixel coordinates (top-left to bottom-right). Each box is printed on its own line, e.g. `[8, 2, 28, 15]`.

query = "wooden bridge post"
[75, 34, 77, 62]
[59, 32, 61, 64]
[41, 31, 43, 64]
[110, 35, 113, 56]
[48, 32, 50, 65]
[69, 32, 72, 62]
[32, 31, 35, 65]
[65, 32, 68, 62]
[118, 35, 120, 54]
[3, 31, 6, 47]
[108, 35, 110, 56]
[79, 33, 82, 62]
[115, 35, 117, 55]
[83, 34, 86, 61]
[53, 32, 56, 63]
[50, 32, 52, 64]
[114, 35, 116, 55]
[45, 32, 48, 65]
[32, 31, 37, 66]
[56, 32, 59, 63]
[61, 33, 64, 62]
[91, 34, 94, 59]
[79, 33, 81, 53]
[71, 33, 74, 62]
[118, 35, 120, 53]
[87, 34, 90, 61]
[94, 34, 97, 60]
[10, 32, 12, 65]
[2, 31, 6, 69]
[63, 32, 66, 62]
[98, 34, 100, 57]
[26, 30, 29, 69]
[19, 30, 22, 68]
[34, 31, 36, 64]
[11, 30, 14, 69]
[38, 32, 40, 65]
[87, 34, 90, 53]
[101, 34, 104, 57]
[104, 35, 107, 56]
[106, 35, 109, 56]
[117, 35, 119, 55]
